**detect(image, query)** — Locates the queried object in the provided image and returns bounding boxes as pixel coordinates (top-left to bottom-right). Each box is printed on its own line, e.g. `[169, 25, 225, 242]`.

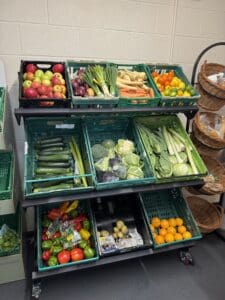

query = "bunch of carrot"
[120, 87, 155, 98]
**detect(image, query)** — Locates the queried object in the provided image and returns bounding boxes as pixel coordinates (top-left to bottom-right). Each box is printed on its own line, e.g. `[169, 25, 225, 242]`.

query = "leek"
[83, 67, 103, 97]
[91, 65, 111, 97]
[105, 65, 118, 96]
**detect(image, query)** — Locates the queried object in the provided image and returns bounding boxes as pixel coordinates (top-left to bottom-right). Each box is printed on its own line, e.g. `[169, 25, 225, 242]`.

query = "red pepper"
[57, 250, 70, 264]
[52, 231, 61, 239]
[48, 208, 61, 221]
[74, 221, 82, 231]
[61, 213, 69, 222]
[74, 214, 87, 223]
[42, 233, 48, 241]
[42, 250, 51, 261]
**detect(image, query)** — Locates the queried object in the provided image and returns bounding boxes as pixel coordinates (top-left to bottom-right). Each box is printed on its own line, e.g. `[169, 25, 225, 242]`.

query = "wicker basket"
[198, 61, 225, 99]
[192, 112, 225, 149]
[196, 83, 225, 111]
[187, 196, 224, 233]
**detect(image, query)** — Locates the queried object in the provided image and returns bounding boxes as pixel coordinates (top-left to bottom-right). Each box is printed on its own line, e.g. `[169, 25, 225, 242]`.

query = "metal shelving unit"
[15, 77, 203, 299]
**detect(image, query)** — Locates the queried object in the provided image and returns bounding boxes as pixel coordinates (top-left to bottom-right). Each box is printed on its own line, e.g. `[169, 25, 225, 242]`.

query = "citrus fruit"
[151, 217, 161, 228]
[183, 231, 192, 239]
[159, 228, 167, 237]
[175, 218, 183, 226]
[168, 218, 177, 227]
[165, 233, 174, 243]
[178, 225, 187, 234]
[174, 233, 183, 241]
[155, 235, 165, 245]
[160, 219, 169, 229]
[150, 224, 155, 232]
[167, 226, 176, 235]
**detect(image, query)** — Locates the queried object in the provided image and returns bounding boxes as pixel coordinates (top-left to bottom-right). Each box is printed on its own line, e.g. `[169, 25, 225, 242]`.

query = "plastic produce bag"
[0, 224, 20, 256]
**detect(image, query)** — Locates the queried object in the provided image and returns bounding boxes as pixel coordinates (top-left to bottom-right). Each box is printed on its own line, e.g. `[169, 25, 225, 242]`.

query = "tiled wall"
[0, 0, 225, 178]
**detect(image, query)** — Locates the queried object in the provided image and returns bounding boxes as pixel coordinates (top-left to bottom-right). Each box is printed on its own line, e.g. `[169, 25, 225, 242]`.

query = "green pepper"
[51, 245, 63, 256]
[42, 217, 52, 228]
[69, 209, 78, 218]
[41, 240, 53, 250]
[79, 240, 87, 249]
[84, 246, 95, 259]
[52, 237, 62, 246]
[82, 220, 90, 231]
[47, 256, 58, 266]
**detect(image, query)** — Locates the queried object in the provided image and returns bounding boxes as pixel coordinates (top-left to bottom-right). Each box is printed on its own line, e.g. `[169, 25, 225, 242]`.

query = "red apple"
[47, 91, 53, 98]
[37, 85, 48, 95]
[40, 95, 48, 98]
[31, 81, 41, 89]
[59, 78, 65, 85]
[51, 76, 62, 86]
[46, 86, 53, 93]
[24, 87, 38, 98]
[53, 85, 62, 93]
[52, 64, 64, 73]
[53, 92, 63, 98]
[26, 64, 37, 73]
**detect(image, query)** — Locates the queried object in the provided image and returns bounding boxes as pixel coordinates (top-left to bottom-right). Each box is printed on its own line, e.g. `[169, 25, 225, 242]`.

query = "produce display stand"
[14, 64, 206, 299]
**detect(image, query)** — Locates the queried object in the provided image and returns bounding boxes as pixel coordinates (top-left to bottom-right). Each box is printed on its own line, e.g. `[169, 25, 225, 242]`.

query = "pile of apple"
[22, 63, 67, 100]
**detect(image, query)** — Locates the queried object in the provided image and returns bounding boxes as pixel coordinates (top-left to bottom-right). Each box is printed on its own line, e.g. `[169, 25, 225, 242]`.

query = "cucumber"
[32, 179, 74, 188]
[35, 167, 72, 175]
[38, 149, 70, 156]
[37, 154, 70, 162]
[33, 183, 73, 193]
[33, 172, 73, 179]
[38, 137, 63, 145]
[37, 162, 71, 168]
[37, 142, 65, 150]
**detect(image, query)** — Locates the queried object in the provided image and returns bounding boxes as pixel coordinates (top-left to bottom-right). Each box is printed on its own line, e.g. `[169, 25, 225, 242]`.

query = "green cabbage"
[172, 163, 190, 177]
[115, 139, 135, 157]
[127, 166, 144, 180]
[92, 144, 108, 161]
[123, 153, 140, 167]
[94, 157, 109, 172]
[102, 139, 115, 149]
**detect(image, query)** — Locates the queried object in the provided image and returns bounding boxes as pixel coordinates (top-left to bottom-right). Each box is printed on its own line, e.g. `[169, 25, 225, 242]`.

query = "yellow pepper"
[59, 202, 70, 214]
[65, 200, 79, 213]
[79, 228, 91, 241]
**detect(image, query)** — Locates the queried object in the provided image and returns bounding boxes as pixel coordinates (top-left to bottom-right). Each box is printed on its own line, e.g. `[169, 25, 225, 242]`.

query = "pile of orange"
[150, 217, 192, 245]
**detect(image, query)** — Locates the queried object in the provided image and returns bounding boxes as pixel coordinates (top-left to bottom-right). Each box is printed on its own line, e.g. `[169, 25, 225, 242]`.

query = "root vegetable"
[117, 232, 123, 239]
[116, 220, 124, 229]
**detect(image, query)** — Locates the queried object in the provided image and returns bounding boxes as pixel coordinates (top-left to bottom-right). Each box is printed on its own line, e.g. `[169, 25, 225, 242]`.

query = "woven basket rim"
[201, 61, 225, 92]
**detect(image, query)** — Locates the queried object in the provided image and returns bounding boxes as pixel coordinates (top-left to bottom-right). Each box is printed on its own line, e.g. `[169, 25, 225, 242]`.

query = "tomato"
[157, 77, 165, 85]
[42, 250, 51, 261]
[71, 248, 84, 261]
[57, 250, 70, 264]
[168, 70, 174, 77]
[151, 71, 159, 78]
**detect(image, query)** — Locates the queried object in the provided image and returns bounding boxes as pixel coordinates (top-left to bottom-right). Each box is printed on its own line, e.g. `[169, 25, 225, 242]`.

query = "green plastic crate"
[66, 60, 119, 108]
[0, 88, 5, 132]
[37, 200, 99, 272]
[134, 115, 207, 183]
[114, 63, 160, 108]
[84, 116, 155, 190]
[24, 117, 94, 199]
[145, 64, 200, 107]
[0, 204, 21, 257]
[0, 151, 13, 200]
[140, 189, 202, 248]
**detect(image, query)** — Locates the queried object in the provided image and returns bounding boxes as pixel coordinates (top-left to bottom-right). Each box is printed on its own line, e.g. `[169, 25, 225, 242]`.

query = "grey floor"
[1, 233, 225, 300]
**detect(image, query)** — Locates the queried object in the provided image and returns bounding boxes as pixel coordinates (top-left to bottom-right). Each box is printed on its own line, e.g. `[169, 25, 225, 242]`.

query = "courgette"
[34, 172, 74, 179]
[37, 154, 70, 162]
[37, 142, 65, 150]
[35, 167, 72, 175]
[38, 147, 64, 154]
[37, 162, 71, 168]
[32, 179, 74, 188]
[38, 137, 63, 145]
[33, 183, 73, 193]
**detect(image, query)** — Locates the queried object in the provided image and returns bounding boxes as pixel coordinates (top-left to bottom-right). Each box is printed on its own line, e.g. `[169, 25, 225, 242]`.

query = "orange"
[164, 233, 174, 243]
[159, 228, 167, 237]
[160, 219, 169, 229]
[174, 233, 183, 241]
[176, 218, 183, 226]
[167, 226, 176, 235]
[151, 217, 161, 228]
[168, 218, 177, 227]
[178, 225, 187, 234]
[183, 231, 192, 239]
[155, 235, 165, 245]
[150, 224, 155, 232]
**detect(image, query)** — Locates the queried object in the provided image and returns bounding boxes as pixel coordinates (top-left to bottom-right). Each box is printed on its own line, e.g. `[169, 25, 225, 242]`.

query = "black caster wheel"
[32, 281, 42, 299]
[179, 250, 194, 266]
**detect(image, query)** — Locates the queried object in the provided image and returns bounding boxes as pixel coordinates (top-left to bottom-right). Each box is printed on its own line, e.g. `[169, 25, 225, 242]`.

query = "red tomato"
[71, 248, 84, 261]
[151, 71, 159, 78]
[57, 250, 70, 264]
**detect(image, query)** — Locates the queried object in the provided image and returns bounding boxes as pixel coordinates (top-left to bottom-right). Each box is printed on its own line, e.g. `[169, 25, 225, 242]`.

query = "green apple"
[45, 70, 53, 80]
[42, 79, 51, 87]
[35, 69, 44, 78]
[23, 80, 32, 88]
[33, 77, 42, 84]
[42, 74, 51, 81]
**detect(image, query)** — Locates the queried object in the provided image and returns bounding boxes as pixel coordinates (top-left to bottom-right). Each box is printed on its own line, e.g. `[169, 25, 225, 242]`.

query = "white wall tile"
[175, 7, 202, 36]
[131, 0, 175, 5]
[0, 23, 21, 54]
[155, 5, 174, 35]
[201, 11, 225, 38]
[0, 0, 47, 23]
[178, 0, 225, 12]
[20, 24, 79, 57]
